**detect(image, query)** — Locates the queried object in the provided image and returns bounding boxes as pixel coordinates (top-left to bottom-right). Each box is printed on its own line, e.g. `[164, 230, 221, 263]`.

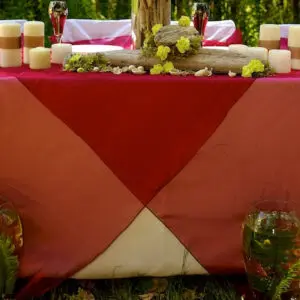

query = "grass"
[30, 275, 247, 300]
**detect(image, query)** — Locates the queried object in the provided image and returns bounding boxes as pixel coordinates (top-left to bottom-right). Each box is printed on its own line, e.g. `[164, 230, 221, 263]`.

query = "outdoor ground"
[30, 275, 248, 300]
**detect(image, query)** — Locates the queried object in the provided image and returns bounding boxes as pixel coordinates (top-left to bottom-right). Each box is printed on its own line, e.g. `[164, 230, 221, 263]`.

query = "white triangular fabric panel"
[74, 208, 207, 279]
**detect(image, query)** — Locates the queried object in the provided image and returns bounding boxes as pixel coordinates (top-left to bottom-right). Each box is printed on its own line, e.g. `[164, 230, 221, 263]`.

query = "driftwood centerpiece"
[64, 16, 271, 76]
[102, 48, 265, 74]
[154, 25, 200, 47]
[132, 0, 171, 49]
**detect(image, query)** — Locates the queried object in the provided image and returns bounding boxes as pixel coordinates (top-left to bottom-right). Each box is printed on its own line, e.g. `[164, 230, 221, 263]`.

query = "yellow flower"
[242, 66, 252, 78]
[176, 36, 191, 54]
[263, 239, 271, 246]
[178, 16, 191, 27]
[69, 54, 81, 63]
[248, 59, 265, 73]
[152, 24, 163, 36]
[150, 64, 164, 75]
[156, 45, 171, 61]
[163, 61, 175, 73]
[242, 59, 265, 78]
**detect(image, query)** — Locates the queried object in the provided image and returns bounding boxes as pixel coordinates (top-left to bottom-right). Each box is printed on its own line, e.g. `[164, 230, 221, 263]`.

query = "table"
[1, 66, 300, 297]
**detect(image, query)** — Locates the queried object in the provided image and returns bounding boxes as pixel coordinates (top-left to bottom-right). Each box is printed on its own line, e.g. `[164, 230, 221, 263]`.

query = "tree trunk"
[103, 48, 267, 74]
[132, 0, 171, 49]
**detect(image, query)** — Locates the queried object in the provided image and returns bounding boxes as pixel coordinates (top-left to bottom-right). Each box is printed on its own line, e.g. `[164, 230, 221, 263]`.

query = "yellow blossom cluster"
[150, 61, 174, 75]
[178, 16, 191, 27]
[176, 37, 191, 54]
[242, 59, 265, 78]
[156, 45, 171, 61]
[152, 24, 163, 36]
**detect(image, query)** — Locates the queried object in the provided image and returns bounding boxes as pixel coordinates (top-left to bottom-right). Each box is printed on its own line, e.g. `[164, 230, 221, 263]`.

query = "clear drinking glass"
[48, 0, 68, 43]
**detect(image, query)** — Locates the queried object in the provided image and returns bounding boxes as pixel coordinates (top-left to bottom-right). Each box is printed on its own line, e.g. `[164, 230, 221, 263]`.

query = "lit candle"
[51, 43, 72, 64]
[228, 44, 249, 55]
[0, 23, 22, 67]
[288, 25, 300, 70]
[29, 47, 51, 70]
[268, 49, 291, 73]
[24, 21, 44, 64]
[248, 47, 268, 62]
[259, 24, 280, 50]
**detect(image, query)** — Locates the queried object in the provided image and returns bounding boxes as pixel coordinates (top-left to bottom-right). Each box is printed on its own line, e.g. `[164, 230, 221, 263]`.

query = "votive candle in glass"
[0, 23, 22, 67]
[288, 25, 300, 70]
[24, 21, 45, 64]
[259, 24, 280, 50]
[51, 43, 72, 64]
[29, 47, 51, 70]
[268, 49, 291, 73]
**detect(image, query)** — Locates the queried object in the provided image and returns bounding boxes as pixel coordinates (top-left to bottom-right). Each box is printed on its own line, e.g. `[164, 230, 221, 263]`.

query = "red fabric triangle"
[19, 70, 253, 204]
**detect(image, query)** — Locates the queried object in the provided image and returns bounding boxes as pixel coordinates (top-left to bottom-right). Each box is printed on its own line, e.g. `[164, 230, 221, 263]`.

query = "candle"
[268, 49, 291, 73]
[288, 25, 300, 70]
[51, 43, 72, 64]
[228, 44, 249, 55]
[24, 21, 44, 64]
[248, 47, 268, 62]
[259, 24, 280, 50]
[29, 47, 51, 70]
[0, 23, 22, 67]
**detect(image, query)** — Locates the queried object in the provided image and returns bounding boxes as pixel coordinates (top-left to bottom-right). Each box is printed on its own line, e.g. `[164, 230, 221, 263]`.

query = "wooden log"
[102, 48, 267, 74]
[132, 0, 171, 49]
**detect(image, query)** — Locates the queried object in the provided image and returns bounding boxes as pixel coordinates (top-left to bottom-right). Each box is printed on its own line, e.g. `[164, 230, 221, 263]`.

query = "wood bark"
[132, 0, 171, 49]
[103, 48, 267, 74]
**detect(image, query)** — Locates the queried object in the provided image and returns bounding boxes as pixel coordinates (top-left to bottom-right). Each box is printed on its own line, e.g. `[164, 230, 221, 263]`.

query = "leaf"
[272, 260, 300, 300]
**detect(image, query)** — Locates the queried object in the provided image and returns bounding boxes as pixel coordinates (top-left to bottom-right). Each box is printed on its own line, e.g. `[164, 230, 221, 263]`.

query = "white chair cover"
[280, 24, 300, 38]
[62, 19, 236, 43]
[0, 20, 27, 32]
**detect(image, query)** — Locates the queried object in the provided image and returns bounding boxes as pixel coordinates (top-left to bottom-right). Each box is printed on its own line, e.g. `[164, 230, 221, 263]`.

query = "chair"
[62, 19, 242, 49]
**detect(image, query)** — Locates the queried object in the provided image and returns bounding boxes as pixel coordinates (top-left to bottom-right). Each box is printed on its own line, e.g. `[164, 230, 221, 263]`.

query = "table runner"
[1, 67, 300, 297]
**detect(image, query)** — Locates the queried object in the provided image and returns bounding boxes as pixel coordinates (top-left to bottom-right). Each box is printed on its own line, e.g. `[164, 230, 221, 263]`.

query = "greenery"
[0, 235, 19, 297]
[32, 276, 242, 300]
[243, 210, 300, 299]
[272, 260, 300, 300]
[0, 0, 299, 46]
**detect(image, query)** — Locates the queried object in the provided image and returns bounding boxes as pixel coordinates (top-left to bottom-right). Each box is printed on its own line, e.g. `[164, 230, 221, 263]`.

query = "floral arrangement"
[241, 59, 273, 78]
[0, 199, 22, 298]
[142, 16, 202, 75]
[243, 209, 300, 299]
[63, 53, 108, 73]
[62, 18, 273, 78]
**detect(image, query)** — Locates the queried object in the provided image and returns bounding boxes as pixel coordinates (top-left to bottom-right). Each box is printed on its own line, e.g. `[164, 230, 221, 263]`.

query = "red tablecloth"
[1, 66, 300, 298]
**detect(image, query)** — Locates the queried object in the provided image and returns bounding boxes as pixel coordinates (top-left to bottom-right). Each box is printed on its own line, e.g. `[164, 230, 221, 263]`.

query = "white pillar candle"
[259, 24, 280, 50]
[29, 47, 51, 70]
[288, 25, 300, 70]
[0, 23, 22, 67]
[51, 43, 72, 64]
[228, 44, 249, 55]
[24, 21, 44, 64]
[248, 47, 268, 62]
[268, 49, 291, 73]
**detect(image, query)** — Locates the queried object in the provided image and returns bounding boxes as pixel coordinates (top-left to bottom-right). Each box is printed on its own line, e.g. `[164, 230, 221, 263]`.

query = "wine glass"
[48, 1, 68, 43]
[192, 2, 209, 38]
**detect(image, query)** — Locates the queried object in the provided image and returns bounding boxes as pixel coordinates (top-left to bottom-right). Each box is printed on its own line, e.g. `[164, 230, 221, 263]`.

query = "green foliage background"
[0, 0, 299, 46]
